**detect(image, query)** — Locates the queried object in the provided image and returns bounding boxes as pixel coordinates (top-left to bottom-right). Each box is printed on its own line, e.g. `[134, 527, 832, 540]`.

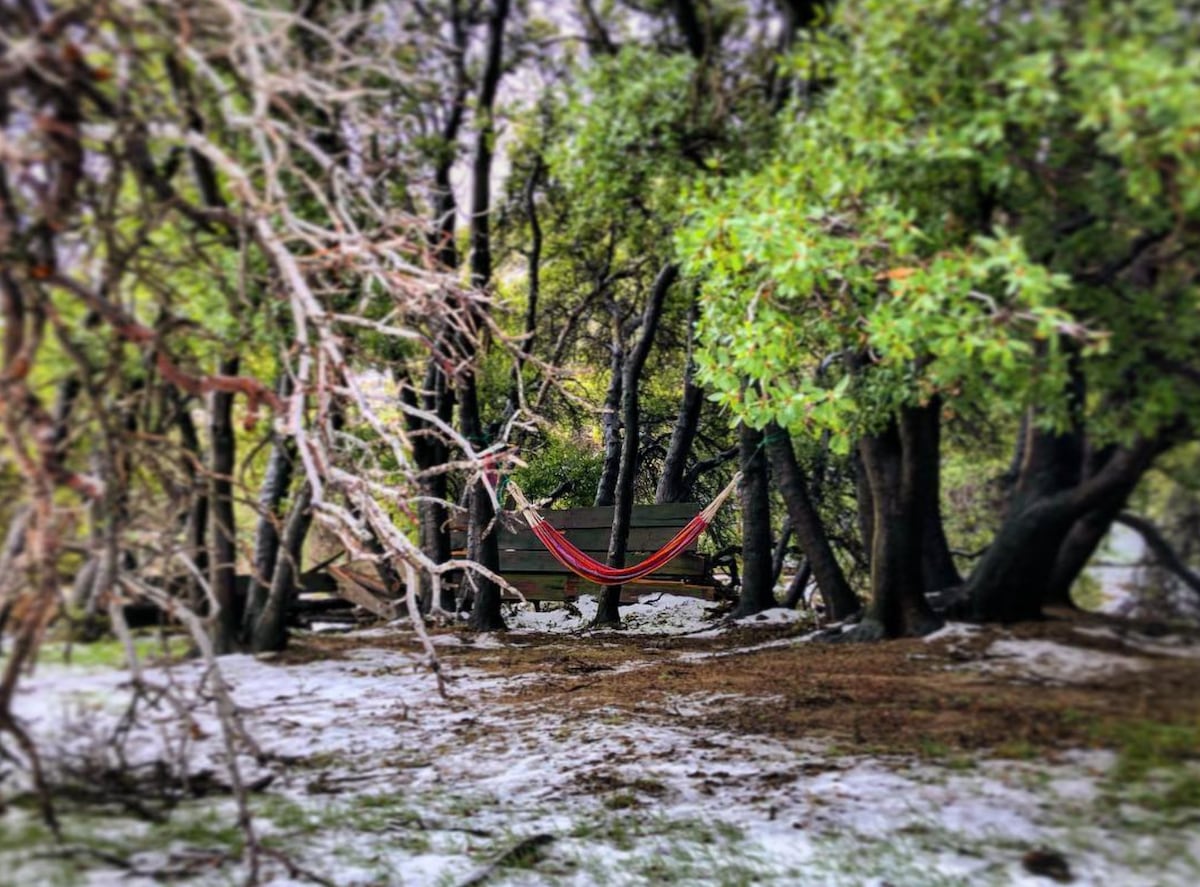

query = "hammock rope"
[505, 473, 742, 586]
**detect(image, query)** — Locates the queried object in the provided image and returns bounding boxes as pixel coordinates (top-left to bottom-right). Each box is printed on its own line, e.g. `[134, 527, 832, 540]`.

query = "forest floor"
[3, 596, 1200, 886]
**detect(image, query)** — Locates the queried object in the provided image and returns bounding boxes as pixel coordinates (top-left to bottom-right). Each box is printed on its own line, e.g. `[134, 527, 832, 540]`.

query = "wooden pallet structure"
[453, 502, 725, 604]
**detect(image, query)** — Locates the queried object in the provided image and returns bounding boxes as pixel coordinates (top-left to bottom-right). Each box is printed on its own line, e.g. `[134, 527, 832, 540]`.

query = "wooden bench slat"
[496, 548, 709, 577]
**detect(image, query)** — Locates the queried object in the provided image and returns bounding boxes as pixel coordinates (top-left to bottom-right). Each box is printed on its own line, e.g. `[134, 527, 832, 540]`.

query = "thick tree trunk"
[968, 434, 1164, 622]
[250, 483, 313, 653]
[857, 410, 942, 638]
[596, 263, 678, 626]
[914, 398, 962, 591]
[733, 423, 775, 617]
[766, 422, 859, 619]
[210, 356, 240, 654]
[655, 298, 703, 505]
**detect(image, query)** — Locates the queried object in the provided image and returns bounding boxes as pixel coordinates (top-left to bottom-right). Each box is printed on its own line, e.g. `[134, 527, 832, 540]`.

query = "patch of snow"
[923, 621, 981, 643]
[505, 592, 724, 636]
[969, 638, 1146, 684]
[4, 632, 1199, 886]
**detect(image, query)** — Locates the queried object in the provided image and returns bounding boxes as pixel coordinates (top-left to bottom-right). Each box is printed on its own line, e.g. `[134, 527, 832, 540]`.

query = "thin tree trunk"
[655, 297, 703, 504]
[852, 445, 874, 573]
[463, 0, 510, 632]
[1116, 512, 1200, 597]
[250, 482, 313, 653]
[782, 560, 813, 610]
[771, 517, 794, 589]
[210, 356, 240, 654]
[596, 263, 678, 626]
[241, 379, 295, 640]
[766, 421, 859, 619]
[733, 423, 775, 617]
[595, 313, 625, 507]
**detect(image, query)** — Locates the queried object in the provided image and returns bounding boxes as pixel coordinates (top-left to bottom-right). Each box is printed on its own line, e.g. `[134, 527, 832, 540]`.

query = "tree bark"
[914, 398, 962, 591]
[250, 482, 313, 653]
[241, 379, 295, 640]
[210, 356, 240, 654]
[655, 297, 704, 504]
[968, 433, 1166, 622]
[733, 423, 775, 617]
[594, 311, 625, 507]
[857, 410, 942, 638]
[463, 0, 510, 632]
[765, 421, 859, 619]
[1116, 511, 1200, 597]
[596, 263, 678, 626]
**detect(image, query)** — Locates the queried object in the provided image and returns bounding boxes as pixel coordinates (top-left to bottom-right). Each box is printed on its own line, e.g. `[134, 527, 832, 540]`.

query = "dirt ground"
[287, 609, 1200, 761]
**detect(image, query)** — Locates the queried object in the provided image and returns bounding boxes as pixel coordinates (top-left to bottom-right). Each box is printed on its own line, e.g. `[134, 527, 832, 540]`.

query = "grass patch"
[1095, 718, 1200, 814]
[37, 632, 191, 669]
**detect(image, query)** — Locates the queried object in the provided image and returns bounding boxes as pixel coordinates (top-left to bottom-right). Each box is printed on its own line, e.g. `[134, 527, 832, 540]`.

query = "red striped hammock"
[505, 473, 741, 586]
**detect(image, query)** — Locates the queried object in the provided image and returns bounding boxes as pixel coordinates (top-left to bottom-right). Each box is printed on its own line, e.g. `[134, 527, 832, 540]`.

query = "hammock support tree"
[505, 473, 742, 586]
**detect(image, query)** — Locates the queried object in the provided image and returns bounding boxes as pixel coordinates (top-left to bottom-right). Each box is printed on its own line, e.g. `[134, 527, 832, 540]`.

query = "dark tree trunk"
[210, 356, 240, 654]
[507, 156, 543, 416]
[241, 379, 295, 640]
[914, 398, 962, 591]
[771, 517, 793, 589]
[852, 445, 874, 573]
[968, 434, 1166, 622]
[1115, 511, 1200, 597]
[782, 560, 813, 610]
[463, 0, 510, 632]
[655, 297, 703, 504]
[250, 482, 313, 653]
[765, 421, 859, 619]
[594, 312, 625, 507]
[183, 449, 209, 613]
[671, 0, 708, 59]
[857, 409, 942, 638]
[733, 423, 775, 617]
[596, 263, 678, 626]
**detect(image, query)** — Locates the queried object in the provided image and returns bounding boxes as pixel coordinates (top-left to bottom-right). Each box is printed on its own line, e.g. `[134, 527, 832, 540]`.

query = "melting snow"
[3, 608, 1199, 885]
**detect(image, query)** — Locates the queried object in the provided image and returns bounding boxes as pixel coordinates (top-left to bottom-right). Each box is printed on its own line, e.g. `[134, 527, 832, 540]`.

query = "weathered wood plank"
[329, 565, 399, 620]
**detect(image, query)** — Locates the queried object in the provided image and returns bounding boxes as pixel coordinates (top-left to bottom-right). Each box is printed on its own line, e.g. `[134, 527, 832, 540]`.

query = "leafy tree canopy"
[681, 0, 1200, 453]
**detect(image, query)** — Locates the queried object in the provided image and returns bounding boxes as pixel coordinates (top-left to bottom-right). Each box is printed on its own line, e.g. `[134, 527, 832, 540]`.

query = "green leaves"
[679, 0, 1200, 449]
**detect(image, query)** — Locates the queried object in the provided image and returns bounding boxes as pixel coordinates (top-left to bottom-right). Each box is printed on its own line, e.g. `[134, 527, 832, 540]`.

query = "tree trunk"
[968, 434, 1165, 622]
[655, 297, 703, 504]
[766, 421, 859, 619]
[210, 356, 240, 654]
[914, 398, 962, 591]
[250, 482, 313, 653]
[594, 312, 625, 507]
[241, 379, 295, 640]
[857, 410, 942, 638]
[463, 0, 510, 632]
[733, 423, 775, 617]
[852, 445, 874, 573]
[596, 263, 678, 626]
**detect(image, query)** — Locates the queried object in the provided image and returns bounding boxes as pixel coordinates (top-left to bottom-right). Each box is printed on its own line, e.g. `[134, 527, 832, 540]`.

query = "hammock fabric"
[505, 473, 741, 586]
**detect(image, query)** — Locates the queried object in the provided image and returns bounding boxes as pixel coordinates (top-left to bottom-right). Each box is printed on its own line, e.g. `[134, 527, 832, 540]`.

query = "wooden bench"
[453, 503, 724, 604]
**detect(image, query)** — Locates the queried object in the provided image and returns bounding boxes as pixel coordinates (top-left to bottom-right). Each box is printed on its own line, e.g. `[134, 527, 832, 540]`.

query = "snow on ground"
[2, 602, 1199, 886]
[966, 638, 1147, 685]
